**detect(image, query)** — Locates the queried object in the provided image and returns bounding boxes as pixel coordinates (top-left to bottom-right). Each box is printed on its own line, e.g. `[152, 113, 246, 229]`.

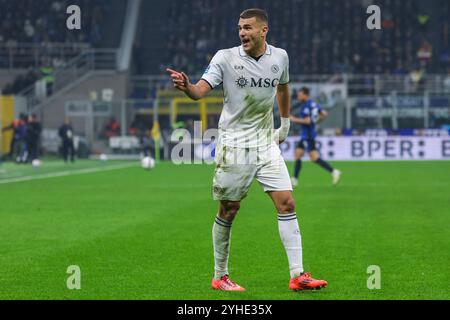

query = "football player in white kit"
[167, 8, 327, 292]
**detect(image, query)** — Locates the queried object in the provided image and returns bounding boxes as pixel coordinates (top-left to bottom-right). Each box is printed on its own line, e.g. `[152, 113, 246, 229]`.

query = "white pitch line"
[0, 163, 136, 185]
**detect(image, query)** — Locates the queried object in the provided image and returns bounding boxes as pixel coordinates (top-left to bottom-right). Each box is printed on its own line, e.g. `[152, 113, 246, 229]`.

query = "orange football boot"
[211, 275, 246, 292]
[289, 272, 328, 291]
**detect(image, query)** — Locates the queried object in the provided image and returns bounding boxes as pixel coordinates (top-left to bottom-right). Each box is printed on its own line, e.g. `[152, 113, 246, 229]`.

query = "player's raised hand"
[166, 68, 210, 100]
[166, 68, 190, 92]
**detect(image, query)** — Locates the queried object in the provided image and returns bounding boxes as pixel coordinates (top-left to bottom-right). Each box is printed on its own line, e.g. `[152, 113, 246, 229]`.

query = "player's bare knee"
[279, 197, 296, 214]
[295, 149, 304, 160]
[310, 153, 319, 162]
[219, 201, 240, 222]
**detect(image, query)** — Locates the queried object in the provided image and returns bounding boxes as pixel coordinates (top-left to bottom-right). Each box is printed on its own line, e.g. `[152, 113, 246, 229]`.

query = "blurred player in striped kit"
[290, 87, 341, 187]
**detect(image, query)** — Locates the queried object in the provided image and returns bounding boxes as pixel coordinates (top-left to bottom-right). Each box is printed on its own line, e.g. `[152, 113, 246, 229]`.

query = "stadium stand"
[145, 0, 449, 75]
[0, 0, 126, 94]
[0, 0, 107, 45]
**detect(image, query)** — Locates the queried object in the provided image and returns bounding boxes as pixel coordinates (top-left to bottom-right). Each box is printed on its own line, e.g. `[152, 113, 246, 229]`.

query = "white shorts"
[212, 143, 293, 201]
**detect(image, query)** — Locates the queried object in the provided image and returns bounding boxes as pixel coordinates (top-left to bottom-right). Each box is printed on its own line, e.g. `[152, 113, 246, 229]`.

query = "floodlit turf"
[0, 159, 449, 300]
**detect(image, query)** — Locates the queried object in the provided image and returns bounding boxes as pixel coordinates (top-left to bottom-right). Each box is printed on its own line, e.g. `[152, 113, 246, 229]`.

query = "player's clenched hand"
[275, 117, 290, 144]
[166, 68, 190, 92]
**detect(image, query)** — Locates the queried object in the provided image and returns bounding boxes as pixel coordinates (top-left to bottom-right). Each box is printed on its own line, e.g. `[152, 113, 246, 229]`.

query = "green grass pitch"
[0, 159, 449, 300]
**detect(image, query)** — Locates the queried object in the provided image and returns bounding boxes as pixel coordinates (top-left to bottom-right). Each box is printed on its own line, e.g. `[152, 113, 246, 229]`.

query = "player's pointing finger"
[166, 68, 180, 76]
[170, 74, 182, 80]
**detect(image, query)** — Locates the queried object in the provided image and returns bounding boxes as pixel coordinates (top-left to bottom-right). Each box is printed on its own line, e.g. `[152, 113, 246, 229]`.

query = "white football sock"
[278, 213, 304, 278]
[213, 216, 232, 280]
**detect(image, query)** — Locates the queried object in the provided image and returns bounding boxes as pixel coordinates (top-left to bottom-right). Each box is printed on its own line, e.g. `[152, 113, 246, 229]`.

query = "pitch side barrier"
[281, 136, 450, 161]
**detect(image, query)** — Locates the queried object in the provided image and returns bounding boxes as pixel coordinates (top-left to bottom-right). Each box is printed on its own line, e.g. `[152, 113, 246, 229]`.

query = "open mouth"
[241, 38, 250, 46]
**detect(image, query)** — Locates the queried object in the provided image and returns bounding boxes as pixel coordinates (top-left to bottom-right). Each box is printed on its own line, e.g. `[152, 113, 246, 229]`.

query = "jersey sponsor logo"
[250, 78, 280, 88]
[236, 76, 280, 89]
[235, 76, 280, 88]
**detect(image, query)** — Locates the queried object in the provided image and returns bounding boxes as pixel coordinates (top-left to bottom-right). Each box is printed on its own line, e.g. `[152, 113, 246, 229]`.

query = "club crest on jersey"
[271, 65, 279, 74]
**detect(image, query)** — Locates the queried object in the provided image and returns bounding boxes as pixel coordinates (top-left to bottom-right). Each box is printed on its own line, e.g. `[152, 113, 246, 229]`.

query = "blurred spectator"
[444, 68, 450, 93]
[408, 67, 425, 92]
[417, 13, 430, 33]
[58, 118, 75, 163]
[103, 117, 120, 139]
[24, 20, 35, 40]
[26, 114, 42, 161]
[1, 113, 27, 160]
[40, 61, 55, 96]
[417, 40, 433, 69]
[128, 115, 146, 138]
[15, 114, 29, 163]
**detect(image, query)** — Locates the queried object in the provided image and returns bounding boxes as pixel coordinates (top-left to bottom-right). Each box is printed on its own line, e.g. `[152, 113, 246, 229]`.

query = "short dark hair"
[299, 87, 310, 96]
[240, 8, 269, 24]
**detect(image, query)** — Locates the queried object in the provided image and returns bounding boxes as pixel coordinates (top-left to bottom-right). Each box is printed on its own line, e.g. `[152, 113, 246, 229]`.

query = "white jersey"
[201, 43, 289, 148]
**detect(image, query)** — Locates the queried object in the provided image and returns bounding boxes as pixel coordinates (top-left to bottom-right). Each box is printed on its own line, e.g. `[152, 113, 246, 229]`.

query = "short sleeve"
[279, 51, 290, 85]
[201, 51, 224, 89]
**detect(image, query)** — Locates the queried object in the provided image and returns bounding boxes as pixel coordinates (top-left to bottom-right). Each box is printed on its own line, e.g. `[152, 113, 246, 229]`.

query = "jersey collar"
[238, 42, 272, 58]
